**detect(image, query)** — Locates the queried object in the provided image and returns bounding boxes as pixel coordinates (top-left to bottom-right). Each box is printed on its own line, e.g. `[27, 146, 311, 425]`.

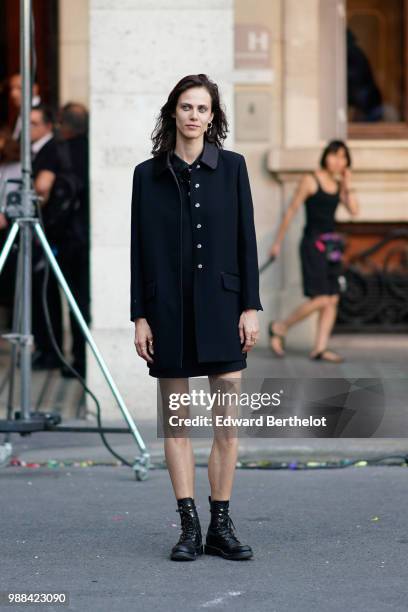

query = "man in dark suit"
[30, 104, 63, 369]
[55, 102, 90, 378]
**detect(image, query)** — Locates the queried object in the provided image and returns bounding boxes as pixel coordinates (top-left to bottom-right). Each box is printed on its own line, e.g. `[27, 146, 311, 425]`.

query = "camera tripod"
[0, 205, 150, 480]
[0, 0, 150, 480]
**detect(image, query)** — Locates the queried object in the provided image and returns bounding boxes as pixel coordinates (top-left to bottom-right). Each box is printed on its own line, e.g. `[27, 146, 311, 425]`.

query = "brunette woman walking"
[130, 74, 263, 561]
[268, 140, 359, 362]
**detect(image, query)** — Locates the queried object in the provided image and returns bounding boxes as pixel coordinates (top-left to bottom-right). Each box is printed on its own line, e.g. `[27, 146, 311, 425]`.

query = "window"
[0, 0, 59, 127]
[347, 0, 408, 138]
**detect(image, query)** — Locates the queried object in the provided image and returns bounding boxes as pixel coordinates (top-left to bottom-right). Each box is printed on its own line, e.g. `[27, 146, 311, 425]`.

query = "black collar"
[153, 138, 219, 178]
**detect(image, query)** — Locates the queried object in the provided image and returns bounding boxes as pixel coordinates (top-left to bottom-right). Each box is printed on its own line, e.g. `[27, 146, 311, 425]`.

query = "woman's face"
[325, 147, 349, 174]
[172, 86, 214, 141]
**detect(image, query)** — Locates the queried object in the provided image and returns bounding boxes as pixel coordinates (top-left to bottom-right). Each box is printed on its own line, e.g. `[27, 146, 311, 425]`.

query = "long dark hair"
[320, 139, 352, 169]
[150, 74, 229, 156]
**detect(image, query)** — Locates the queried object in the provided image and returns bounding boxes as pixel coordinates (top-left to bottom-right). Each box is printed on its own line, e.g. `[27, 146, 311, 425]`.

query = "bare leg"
[159, 377, 195, 500]
[310, 295, 343, 361]
[207, 370, 242, 501]
[270, 295, 333, 355]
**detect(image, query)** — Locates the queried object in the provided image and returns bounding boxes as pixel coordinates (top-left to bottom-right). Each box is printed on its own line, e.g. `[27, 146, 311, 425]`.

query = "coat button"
[195, 183, 199, 188]
[195, 203, 200, 207]
[196, 223, 201, 228]
[197, 243, 202, 248]
[196, 164, 200, 169]
[197, 263, 203, 269]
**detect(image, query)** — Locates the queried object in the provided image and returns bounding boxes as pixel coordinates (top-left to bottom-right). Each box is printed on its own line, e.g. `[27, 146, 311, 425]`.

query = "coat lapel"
[200, 139, 219, 169]
[153, 139, 219, 179]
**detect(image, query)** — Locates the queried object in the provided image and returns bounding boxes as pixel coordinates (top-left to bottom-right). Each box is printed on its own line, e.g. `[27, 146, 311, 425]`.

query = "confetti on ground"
[7, 457, 124, 468]
[3, 455, 408, 471]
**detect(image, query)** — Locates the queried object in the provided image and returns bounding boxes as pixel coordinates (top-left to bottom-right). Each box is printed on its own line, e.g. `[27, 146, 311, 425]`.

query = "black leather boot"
[204, 495, 253, 560]
[170, 497, 203, 561]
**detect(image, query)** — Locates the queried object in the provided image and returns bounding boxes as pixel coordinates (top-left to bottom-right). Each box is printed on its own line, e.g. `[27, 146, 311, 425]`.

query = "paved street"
[1, 333, 407, 611]
[1, 464, 407, 612]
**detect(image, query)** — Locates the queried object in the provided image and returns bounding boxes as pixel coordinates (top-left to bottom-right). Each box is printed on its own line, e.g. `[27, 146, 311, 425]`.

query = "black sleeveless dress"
[148, 150, 247, 378]
[299, 173, 341, 297]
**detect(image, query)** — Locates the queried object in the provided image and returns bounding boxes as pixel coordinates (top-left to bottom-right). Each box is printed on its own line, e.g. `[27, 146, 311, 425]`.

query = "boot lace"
[176, 506, 200, 543]
[211, 509, 241, 544]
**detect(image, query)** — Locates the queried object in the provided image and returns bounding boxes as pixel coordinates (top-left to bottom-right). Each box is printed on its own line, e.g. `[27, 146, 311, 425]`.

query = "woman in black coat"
[130, 74, 263, 561]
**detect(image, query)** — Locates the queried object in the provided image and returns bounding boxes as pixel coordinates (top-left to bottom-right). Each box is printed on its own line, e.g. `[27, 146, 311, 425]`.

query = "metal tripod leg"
[33, 221, 150, 476]
[0, 217, 33, 426]
[0, 222, 23, 418]
[0, 221, 20, 464]
[0, 221, 19, 276]
[5, 230, 24, 429]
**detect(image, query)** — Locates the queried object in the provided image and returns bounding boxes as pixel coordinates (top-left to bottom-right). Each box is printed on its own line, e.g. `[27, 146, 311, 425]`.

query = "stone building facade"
[55, 0, 407, 419]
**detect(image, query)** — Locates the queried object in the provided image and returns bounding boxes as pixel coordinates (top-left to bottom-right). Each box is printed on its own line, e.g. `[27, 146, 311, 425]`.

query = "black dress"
[299, 173, 342, 297]
[148, 150, 247, 378]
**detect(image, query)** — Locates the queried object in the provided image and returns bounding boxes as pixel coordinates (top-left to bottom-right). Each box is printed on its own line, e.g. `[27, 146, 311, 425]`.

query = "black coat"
[130, 139, 263, 369]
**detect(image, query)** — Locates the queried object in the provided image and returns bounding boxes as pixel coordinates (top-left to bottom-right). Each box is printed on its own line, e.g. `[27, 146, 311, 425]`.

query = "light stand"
[0, 0, 150, 480]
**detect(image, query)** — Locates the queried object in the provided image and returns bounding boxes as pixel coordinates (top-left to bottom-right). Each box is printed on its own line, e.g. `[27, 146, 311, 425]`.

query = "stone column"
[283, 0, 320, 148]
[88, 0, 234, 420]
[59, 0, 90, 105]
[268, 0, 322, 348]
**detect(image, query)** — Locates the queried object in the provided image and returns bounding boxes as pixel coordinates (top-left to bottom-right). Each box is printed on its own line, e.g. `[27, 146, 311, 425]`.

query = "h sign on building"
[234, 24, 271, 69]
[234, 24, 272, 140]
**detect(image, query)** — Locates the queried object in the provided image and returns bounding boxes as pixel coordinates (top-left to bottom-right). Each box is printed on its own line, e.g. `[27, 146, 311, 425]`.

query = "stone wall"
[88, 0, 234, 420]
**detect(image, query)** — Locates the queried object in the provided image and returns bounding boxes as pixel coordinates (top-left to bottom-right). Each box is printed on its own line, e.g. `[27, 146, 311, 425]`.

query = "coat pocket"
[144, 280, 156, 301]
[221, 271, 241, 293]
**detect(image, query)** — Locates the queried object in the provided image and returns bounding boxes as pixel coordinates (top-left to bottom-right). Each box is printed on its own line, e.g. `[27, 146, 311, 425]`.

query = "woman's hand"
[268, 241, 281, 260]
[238, 309, 260, 353]
[134, 318, 154, 363]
